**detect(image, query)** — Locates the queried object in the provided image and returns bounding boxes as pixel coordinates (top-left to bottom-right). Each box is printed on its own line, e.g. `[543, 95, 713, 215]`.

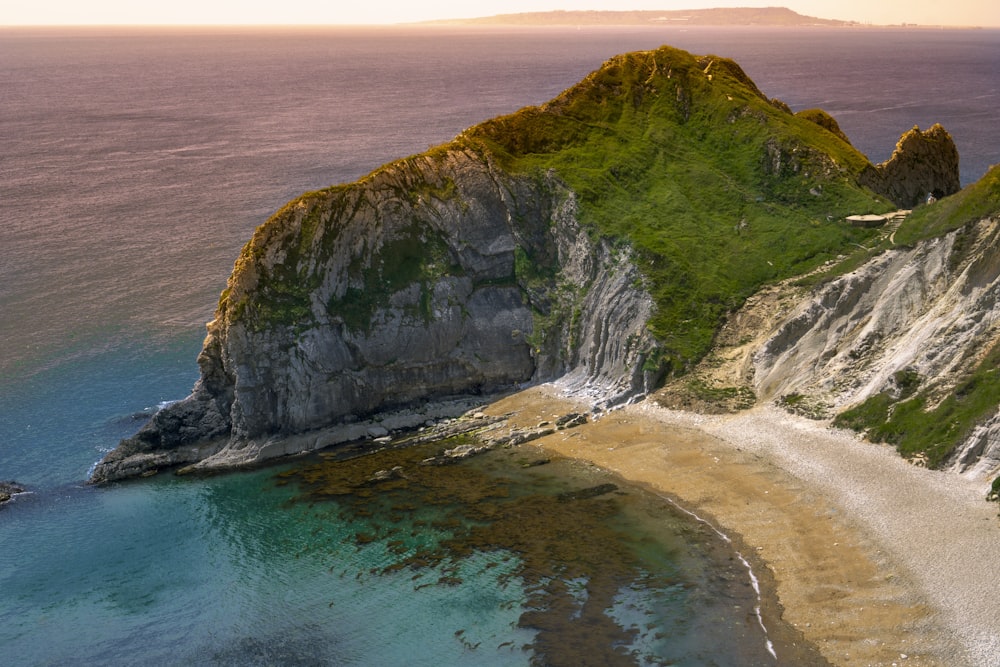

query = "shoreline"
[483, 386, 1000, 667]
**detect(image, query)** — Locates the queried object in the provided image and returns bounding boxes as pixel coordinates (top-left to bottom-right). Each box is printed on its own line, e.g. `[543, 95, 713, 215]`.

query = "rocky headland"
[89, 44, 1000, 664]
[91, 153, 660, 481]
[91, 44, 974, 484]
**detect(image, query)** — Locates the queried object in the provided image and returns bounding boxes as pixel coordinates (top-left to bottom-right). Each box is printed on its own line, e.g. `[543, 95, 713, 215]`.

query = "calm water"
[2, 26, 998, 665]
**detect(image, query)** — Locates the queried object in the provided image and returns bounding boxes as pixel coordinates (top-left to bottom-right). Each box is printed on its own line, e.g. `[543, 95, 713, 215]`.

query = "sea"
[1, 25, 998, 666]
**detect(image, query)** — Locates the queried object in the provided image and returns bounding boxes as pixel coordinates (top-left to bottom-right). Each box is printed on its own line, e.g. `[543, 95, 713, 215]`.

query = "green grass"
[686, 378, 756, 409]
[227, 45, 895, 370]
[327, 223, 465, 333]
[227, 46, 894, 373]
[463, 46, 888, 372]
[829, 167, 1000, 467]
[893, 164, 1000, 246]
[211, 44, 1000, 472]
[834, 343, 1000, 468]
[222, 172, 467, 333]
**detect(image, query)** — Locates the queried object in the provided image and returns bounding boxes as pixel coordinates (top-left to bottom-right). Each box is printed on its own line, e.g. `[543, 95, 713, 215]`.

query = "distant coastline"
[420, 7, 853, 27]
[417, 7, 984, 30]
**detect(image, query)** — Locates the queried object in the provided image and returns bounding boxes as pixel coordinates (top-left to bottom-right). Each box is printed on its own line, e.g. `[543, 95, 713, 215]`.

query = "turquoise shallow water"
[1, 448, 530, 665]
[0, 387, 778, 665]
[0, 325, 779, 664]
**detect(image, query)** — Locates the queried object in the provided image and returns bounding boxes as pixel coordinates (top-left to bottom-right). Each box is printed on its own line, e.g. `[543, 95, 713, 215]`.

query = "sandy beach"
[483, 386, 1000, 667]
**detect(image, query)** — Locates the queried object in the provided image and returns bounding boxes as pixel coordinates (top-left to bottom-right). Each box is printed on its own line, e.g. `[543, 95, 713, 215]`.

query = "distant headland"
[417, 6, 985, 29]
[420, 7, 856, 28]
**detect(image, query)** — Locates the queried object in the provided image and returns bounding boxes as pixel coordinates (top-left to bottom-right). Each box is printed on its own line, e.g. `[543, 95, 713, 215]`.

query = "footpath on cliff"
[479, 385, 1000, 667]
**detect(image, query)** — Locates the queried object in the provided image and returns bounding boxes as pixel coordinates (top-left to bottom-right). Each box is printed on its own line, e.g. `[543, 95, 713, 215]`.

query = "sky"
[1, 1, 997, 28]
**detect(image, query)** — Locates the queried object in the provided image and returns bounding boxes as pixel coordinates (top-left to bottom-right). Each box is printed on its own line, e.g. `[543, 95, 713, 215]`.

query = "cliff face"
[753, 214, 1000, 477]
[92, 45, 970, 483]
[767, 167, 1000, 477]
[91, 149, 660, 482]
[661, 166, 1000, 478]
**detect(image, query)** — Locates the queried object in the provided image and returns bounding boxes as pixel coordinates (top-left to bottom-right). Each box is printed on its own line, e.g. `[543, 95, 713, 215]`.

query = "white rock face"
[752, 217, 1000, 478]
[950, 410, 1000, 478]
[542, 195, 660, 408]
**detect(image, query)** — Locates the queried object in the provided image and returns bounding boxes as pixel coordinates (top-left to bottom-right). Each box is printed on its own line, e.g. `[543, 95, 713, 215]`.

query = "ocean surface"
[2, 26, 998, 665]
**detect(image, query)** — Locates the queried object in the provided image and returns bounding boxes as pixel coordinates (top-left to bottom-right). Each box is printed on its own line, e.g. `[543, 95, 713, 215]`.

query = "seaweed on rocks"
[278, 438, 798, 666]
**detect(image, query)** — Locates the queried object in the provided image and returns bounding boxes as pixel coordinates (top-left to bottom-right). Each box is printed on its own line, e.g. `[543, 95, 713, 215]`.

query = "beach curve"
[483, 386, 1000, 666]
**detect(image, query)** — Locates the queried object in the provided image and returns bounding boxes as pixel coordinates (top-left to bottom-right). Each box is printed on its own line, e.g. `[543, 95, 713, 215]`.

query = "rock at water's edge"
[90, 152, 659, 484]
[0, 480, 27, 505]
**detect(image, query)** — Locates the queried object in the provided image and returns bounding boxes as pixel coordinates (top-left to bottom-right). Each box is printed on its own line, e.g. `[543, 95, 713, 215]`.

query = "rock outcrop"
[860, 124, 961, 208]
[796, 108, 853, 146]
[0, 481, 26, 506]
[655, 163, 1000, 477]
[753, 221, 997, 406]
[952, 413, 1000, 480]
[91, 150, 660, 483]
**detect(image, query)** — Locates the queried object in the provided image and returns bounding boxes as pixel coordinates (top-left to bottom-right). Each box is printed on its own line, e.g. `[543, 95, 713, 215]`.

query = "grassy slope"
[463, 46, 888, 373]
[834, 344, 1000, 468]
[893, 164, 1000, 245]
[464, 48, 1000, 475]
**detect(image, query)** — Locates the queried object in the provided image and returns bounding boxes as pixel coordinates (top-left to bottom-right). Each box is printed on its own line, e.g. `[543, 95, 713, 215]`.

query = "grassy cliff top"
[894, 163, 1000, 245]
[462, 45, 889, 373]
[226, 45, 908, 375]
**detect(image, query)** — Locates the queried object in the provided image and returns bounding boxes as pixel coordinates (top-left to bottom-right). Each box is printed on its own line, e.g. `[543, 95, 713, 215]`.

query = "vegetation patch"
[327, 224, 465, 333]
[685, 378, 756, 410]
[464, 46, 887, 374]
[656, 375, 755, 413]
[229, 46, 925, 381]
[778, 392, 829, 420]
[892, 368, 922, 399]
[893, 164, 1000, 246]
[834, 341, 1000, 468]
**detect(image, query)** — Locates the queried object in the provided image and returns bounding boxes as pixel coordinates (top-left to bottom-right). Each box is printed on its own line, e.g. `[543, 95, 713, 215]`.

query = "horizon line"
[2, 21, 994, 29]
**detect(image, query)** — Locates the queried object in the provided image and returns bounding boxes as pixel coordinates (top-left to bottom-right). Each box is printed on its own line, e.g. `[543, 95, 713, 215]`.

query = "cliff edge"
[657, 165, 1000, 480]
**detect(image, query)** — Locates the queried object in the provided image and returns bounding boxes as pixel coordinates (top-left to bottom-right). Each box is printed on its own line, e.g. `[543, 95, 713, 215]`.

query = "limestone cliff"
[659, 166, 1000, 479]
[753, 216, 1000, 474]
[756, 166, 1000, 477]
[91, 150, 660, 482]
[92, 45, 967, 483]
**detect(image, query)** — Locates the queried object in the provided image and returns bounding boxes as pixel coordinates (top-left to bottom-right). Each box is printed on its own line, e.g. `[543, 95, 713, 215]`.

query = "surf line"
[655, 491, 778, 660]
